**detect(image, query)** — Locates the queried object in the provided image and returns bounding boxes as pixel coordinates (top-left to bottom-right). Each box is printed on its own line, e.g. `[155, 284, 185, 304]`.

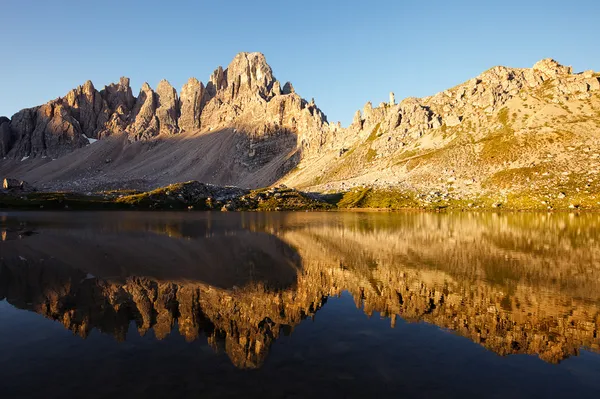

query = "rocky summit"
[1, 54, 600, 208]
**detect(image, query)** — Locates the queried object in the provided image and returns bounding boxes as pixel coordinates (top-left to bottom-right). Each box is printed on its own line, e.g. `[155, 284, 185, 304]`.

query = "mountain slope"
[282, 59, 600, 206]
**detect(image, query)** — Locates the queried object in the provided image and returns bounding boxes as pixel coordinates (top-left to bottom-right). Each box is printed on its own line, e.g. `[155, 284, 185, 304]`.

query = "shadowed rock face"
[0, 52, 329, 162]
[0, 52, 333, 191]
[1, 212, 599, 368]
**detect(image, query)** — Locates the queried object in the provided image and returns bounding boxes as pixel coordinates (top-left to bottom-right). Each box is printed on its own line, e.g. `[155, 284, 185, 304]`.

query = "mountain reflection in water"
[1, 211, 599, 372]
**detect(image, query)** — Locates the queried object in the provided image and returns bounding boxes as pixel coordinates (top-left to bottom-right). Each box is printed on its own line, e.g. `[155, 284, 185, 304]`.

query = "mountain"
[281, 59, 600, 207]
[0, 52, 332, 190]
[1, 54, 600, 205]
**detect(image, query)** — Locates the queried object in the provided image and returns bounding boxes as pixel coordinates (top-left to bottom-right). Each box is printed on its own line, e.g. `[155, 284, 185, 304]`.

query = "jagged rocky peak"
[179, 77, 206, 132]
[64, 79, 108, 138]
[205, 52, 277, 101]
[352, 110, 362, 127]
[272, 80, 282, 96]
[155, 80, 179, 135]
[101, 76, 135, 112]
[282, 81, 294, 95]
[533, 58, 573, 78]
[226, 52, 275, 98]
[0, 51, 332, 161]
[198, 52, 330, 147]
[127, 82, 159, 140]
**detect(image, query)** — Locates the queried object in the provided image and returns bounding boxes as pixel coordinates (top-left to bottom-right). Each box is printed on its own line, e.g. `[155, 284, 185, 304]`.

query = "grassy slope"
[282, 82, 600, 210]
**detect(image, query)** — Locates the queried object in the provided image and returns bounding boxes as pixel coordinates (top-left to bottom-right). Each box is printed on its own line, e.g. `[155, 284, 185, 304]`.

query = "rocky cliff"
[0, 52, 332, 191]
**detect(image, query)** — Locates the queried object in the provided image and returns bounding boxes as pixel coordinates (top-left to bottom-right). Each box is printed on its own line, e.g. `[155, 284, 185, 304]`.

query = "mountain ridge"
[1, 53, 600, 207]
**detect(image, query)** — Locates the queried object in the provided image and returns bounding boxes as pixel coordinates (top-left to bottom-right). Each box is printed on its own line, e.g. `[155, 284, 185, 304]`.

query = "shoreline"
[2, 182, 597, 213]
[0, 200, 594, 214]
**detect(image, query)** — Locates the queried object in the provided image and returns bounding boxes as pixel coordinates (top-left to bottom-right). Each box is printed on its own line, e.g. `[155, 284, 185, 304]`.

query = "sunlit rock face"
[1, 212, 600, 368]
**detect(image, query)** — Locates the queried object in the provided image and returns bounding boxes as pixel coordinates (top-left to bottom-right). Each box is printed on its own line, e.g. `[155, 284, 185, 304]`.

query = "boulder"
[445, 115, 462, 127]
[3, 178, 34, 191]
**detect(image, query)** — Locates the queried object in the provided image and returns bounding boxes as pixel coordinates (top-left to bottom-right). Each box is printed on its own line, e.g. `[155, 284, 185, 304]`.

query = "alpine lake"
[1, 210, 600, 398]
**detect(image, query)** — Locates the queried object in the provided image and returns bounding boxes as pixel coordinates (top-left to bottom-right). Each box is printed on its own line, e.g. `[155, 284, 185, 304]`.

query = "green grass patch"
[498, 107, 510, 126]
[336, 188, 421, 209]
[255, 191, 332, 211]
[337, 188, 371, 208]
[0, 192, 127, 210]
[482, 165, 548, 190]
[366, 148, 377, 162]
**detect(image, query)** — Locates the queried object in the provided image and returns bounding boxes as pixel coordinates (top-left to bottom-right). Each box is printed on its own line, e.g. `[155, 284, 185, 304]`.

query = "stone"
[445, 115, 462, 127]
[389, 92, 395, 106]
[3, 178, 33, 191]
[2, 178, 18, 189]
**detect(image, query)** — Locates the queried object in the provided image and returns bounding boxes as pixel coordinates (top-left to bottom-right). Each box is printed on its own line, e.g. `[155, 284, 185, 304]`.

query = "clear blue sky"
[1, 0, 599, 126]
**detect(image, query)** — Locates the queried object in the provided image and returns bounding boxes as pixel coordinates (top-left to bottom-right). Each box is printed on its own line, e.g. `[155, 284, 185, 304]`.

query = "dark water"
[1, 211, 600, 398]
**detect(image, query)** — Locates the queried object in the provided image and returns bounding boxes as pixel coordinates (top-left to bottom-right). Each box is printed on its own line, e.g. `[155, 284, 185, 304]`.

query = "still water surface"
[1, 211, 600, 398]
